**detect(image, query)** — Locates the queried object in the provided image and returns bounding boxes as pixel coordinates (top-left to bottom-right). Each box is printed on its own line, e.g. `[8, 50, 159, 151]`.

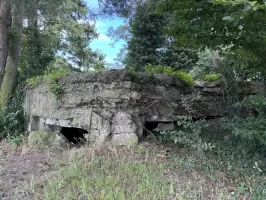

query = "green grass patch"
[15, 126, 266, 200]
[13, 140, 266, 199]
[26, 154, 172, 200]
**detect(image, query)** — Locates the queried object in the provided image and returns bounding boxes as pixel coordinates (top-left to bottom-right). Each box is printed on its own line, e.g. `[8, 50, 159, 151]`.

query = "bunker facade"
[24, 70, 260, 146]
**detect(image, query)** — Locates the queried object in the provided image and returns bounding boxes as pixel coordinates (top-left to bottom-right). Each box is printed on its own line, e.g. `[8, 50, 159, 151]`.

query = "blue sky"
[86, 0, 125, 65]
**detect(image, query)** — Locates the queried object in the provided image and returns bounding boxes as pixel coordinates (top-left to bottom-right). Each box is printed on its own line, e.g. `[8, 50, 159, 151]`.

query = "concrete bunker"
[24, 70, 260, 147]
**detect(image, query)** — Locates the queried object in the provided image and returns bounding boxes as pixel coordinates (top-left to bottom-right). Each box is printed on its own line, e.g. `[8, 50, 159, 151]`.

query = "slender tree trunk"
[0, 0, 11, 89]
[211, 49, 221, 68]
[0, 0, 24, 107]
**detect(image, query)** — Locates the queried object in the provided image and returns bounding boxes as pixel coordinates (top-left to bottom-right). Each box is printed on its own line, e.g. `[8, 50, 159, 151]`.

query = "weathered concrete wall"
[24, 70, 261, 146]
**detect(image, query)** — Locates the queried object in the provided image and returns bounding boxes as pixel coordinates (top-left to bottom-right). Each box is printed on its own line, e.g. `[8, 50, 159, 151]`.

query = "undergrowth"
[17, 137, 266, 200]
[206, 137, 266, 199]
[223, 94, 266, 145]
[27, 66, 72, 96]
[148, 114, 266, 199]
[27, 130, 69, 149]
[155, 116, 212, 150]
[0, 82, 25, 140]
[22, 146, 172, 200]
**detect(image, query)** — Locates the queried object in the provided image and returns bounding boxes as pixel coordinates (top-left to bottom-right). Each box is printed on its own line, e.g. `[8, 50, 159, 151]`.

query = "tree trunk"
[0, 0, 11, 89]
[211, 49, 221, 68]
[0, 0, 24, 107]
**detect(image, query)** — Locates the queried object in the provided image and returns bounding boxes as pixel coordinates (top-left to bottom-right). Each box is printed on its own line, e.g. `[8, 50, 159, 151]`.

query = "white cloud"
[95, 21, 106, 29]
[97, 33, 110, 41]
[105, 56, 114, 62]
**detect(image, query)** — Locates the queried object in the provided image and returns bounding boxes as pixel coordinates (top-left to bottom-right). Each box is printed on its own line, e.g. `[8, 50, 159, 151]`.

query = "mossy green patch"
[203, 73, 222, 82]
[145, 64, 194, 87]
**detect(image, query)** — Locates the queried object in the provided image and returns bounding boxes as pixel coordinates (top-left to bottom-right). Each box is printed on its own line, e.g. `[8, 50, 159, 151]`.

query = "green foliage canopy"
[20, 0, 103, 80]
[124, 3, 166, 70]
[158, 0, 266, 72]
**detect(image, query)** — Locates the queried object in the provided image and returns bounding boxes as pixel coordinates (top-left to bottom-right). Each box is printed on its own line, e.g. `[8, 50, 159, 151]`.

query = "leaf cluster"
[158, 0, 266, 74]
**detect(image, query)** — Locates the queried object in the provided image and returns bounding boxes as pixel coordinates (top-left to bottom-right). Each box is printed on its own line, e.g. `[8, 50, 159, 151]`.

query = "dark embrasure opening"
[143, 121, 176, 137]
[60, 127, 88, 144]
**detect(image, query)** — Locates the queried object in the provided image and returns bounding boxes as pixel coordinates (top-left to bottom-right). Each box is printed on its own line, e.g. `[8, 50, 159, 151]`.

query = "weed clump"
[27, 66, 72, 96]
[203, 73, 222, 82]
[144, 64, 194, 87]
[28, 130, 68, 149]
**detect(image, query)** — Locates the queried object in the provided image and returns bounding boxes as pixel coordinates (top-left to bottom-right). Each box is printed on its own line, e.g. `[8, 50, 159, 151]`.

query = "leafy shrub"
[157, 116, 211, 150]
[222, 117, 266, 145]
[26, 67, 72, 88]
[0, 107, 24, 140]
[128, 66, 138, 78]
[144, 64, 194, 87]
[6, 134, 24, 147]
[203, 73, 222, 82]
[27, 66, 72, 96]
[190, 48, 214, 79]
[174, 70, 194, 87]
[45, 66, 72, 96]
[44, 65, 72, 84]
[234, 94, 266, 114]
[222, 94, 266, 145]
[26, 75, 44, 87]
[0, 82, 25, 141]
[49, 83, 64, 95]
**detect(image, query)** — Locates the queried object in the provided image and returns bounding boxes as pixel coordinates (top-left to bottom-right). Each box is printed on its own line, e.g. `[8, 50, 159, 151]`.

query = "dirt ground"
[0, 142, 60, 200]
